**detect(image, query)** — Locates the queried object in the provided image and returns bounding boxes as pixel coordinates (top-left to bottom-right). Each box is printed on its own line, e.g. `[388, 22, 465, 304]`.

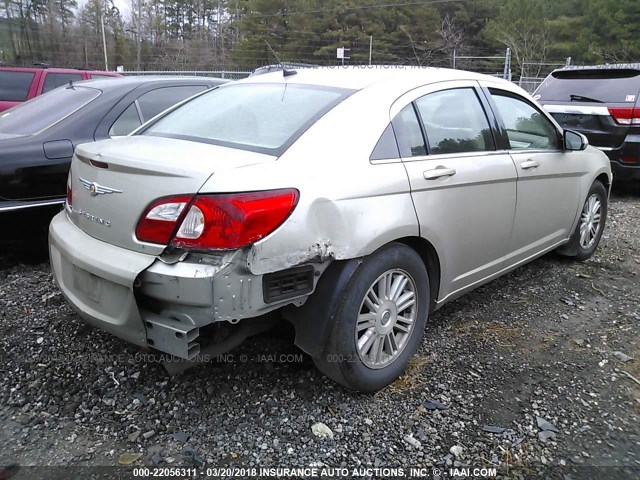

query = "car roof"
[238, 65, 512, 91]
[70, 75, 226, 90]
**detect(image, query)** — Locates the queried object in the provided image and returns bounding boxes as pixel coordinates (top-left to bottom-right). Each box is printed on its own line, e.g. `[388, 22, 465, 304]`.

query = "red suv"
[0, 66, 121, 112]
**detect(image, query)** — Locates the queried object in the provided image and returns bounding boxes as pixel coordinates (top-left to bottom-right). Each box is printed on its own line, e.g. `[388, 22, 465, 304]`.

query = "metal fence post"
[503, 48, 511, 80]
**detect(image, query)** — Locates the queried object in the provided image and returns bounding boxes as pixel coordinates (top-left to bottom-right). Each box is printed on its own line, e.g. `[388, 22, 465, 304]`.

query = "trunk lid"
[69, 136, 274, 255]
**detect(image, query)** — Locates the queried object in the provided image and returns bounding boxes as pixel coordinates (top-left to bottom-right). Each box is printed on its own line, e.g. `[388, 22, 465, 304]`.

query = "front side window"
[42, 73, 84, 93]
[490, 89, 560, 150]
[0, 86, 100, 136]
[0, 71, 35, 101]
[415, 88, 495, 155]
[144, 83, 354, 155]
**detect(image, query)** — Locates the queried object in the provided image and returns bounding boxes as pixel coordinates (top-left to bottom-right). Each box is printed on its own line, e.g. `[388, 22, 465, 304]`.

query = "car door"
[482, 84, 583, 260]
[394, 81, 518, 302]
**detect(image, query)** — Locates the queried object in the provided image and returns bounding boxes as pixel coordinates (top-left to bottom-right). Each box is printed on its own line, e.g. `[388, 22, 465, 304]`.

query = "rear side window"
[109, 103, 142, 137]
[0, 71, 35, 101]
[43, 73, 84, 93]
[392, 104, 426, 157]
[144, 83, 354, 156]
[137, 85, 207, 121]
[370, 124, 400, 160]
[536, 69, 640, 103]
[415, 88, 495, 155]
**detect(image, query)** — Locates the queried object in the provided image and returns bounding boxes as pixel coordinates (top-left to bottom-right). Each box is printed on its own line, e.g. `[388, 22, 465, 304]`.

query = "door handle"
[423, 166, 457, 180]
[520, 160, 540, 170]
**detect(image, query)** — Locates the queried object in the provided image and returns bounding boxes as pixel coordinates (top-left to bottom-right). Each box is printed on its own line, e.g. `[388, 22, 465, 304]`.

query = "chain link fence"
[518, 76, 546, 94]
[117, 58, 569, 95]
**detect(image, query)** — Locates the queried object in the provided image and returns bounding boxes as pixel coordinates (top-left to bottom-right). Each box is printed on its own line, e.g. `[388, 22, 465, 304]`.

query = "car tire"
[313, 242, 430, 392]
[558, 180, 608, 261]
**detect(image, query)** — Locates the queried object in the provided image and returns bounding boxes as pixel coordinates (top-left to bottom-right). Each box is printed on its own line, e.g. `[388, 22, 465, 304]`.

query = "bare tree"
[438, 13, 463, 53]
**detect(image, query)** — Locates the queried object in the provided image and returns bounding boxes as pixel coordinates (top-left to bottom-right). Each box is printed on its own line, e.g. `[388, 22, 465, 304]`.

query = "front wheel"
[558, 180, 608, 261]
[313, 243, 430, 392]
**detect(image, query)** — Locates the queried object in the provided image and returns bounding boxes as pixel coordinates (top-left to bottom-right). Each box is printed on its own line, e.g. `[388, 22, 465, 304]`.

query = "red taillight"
[172, 189, 299, 250]
[135, 195, 194, 244]
[608, 107, 640, 126]
[135, 189, 299, 250]
[66, 175, 72, 208]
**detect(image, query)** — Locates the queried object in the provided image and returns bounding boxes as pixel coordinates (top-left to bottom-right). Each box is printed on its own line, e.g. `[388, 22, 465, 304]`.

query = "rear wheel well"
[595, 173, 610, 192]
[396, 237, 441, 312]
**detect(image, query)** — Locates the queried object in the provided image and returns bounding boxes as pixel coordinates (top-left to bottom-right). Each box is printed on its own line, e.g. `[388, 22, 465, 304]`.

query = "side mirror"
[564, 130, 588, 151]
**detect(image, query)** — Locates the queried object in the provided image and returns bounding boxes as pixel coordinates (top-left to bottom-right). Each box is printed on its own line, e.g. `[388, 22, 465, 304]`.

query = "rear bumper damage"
[49, 211, 325, 361]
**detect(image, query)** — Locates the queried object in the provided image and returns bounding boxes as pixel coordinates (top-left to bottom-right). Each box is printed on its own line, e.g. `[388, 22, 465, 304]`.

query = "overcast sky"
[77, 0, 132, 21]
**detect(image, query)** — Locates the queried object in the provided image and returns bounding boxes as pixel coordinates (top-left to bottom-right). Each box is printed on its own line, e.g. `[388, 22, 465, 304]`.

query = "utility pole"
[101, 14, 109, 71]
[369, 36, 372, 65]
[452, 48, 456, 69]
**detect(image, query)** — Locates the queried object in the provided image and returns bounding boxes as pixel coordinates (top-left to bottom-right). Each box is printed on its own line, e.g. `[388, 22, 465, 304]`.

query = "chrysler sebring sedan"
[49, 67, 611, 392]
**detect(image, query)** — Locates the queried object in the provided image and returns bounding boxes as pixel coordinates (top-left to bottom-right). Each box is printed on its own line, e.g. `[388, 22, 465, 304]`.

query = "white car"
[49, 66, 611, 391]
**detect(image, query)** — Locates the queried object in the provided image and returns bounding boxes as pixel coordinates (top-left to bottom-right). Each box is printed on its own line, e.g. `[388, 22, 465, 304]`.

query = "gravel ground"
[0, 187, 639, 480]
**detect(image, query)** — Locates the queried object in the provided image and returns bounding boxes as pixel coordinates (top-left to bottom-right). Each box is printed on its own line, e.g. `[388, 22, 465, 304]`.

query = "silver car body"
[49, 67, 612, 360]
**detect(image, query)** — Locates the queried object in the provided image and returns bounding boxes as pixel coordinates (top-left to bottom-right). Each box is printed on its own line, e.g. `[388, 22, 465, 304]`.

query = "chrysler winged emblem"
[79, 177, 123, 197]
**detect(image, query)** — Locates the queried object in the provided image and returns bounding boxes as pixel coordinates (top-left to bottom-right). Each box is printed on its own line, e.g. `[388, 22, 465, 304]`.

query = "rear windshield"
[0, 71, 35, 102]
[536, 69, 640, 103]
[0, 85, 100, 136]
[143, 83, 354, 155]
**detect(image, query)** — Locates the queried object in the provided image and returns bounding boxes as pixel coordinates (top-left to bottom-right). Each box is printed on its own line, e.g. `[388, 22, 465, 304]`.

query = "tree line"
[0, 0, 638, 75]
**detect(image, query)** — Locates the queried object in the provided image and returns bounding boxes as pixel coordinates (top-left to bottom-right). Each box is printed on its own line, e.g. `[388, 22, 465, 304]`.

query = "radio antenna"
[264, 40, 297, 77]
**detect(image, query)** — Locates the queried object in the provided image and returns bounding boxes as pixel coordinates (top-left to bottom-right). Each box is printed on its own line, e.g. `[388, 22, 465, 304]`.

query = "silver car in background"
[49, 67, 611, 392]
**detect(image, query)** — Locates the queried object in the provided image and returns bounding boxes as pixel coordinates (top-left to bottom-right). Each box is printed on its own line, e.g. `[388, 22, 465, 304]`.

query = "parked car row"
[0, 72, 225, 243]
[0, 64, 617, 391]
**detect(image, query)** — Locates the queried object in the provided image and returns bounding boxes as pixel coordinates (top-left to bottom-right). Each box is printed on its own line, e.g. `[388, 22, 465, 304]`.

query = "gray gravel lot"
[0, 187, 639, 480]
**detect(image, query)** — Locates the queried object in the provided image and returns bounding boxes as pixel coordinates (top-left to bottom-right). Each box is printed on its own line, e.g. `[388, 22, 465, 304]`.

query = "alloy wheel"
[579, 194, 602, 249]
[355, 268, 417, 369]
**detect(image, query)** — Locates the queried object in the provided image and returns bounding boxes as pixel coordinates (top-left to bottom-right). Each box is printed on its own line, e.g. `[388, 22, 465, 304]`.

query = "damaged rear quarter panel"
[196, 87, 419, 276]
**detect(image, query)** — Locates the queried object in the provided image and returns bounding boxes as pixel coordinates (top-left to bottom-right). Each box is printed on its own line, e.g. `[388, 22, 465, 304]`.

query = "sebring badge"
[73, 208, 112, 227]
[79, 177, 123, 197]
